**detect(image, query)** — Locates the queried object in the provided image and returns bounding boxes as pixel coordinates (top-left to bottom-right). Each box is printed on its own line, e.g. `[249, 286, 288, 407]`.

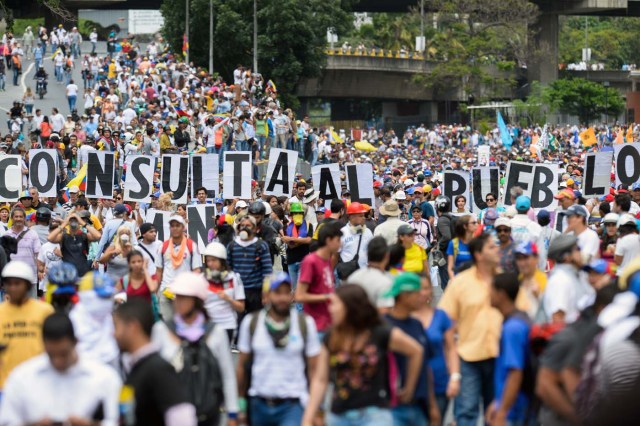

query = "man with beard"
[236, 272, 320, 425]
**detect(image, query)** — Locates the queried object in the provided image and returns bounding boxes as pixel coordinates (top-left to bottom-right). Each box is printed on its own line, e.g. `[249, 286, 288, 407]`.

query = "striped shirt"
[226, 238, 272, 289]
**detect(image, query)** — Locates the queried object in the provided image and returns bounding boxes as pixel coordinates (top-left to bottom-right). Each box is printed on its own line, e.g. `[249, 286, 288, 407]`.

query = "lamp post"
[604, 80, 610, 124]
[209, 0, 214, 73]
[253, 0, 258, 73]
[185, 0, 190, 64]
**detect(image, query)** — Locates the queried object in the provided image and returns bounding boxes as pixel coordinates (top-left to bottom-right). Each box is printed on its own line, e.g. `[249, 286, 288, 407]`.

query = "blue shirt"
[425, 309, 453, 395]
[385, 315, 431, 403]
[446, 238, 472, 269]
[494, 313, 530, 421]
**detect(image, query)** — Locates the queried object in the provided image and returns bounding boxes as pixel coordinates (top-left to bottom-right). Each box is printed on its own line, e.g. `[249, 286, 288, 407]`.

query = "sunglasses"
[115, 197, 123, 201]
[496, 228, 511, 233]
[605, 223, 617, 227]
[486, 198, 496, 202]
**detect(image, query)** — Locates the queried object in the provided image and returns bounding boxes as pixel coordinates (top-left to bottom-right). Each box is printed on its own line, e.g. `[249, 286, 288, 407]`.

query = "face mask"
[238, 226, 253, 240]
[292, 215, 303, 226]
[206, 269, 228, 282]
[349, 224, 364, 234]
[120, 234, 130, 243]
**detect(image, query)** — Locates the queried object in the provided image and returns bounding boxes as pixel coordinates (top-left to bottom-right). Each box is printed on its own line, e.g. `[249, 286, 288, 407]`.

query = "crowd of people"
[1, 23, 640, 426]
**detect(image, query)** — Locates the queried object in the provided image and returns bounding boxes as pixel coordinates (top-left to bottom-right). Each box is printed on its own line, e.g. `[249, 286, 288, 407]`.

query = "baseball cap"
[582, 259, 612, 275]
[515, 195, 531, 212]
[566, 178, 575, 186]
[168, 215, 185, 225]
[236, 200, 248, 209]
[494, 217, 511, 229]
[537, 209, 550, 221]
[566, 204, 588, 218]
[113, 204, 128, 215]
[383, 273, 422, 297]
[139, 223, 155, 236]
[68, 185, 80, 193]
[632, 182, 640, 191]
[515, 241, 538, 256]
[599, 194, 615, 203]
[554, 188, 576, 200]
[266, 271, 292, 292]
[484, 208, 499, 222]
[397, 224, 417, 236]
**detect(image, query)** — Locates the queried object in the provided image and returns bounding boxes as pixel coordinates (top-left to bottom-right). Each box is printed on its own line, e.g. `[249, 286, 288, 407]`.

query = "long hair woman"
[115, 250, 157, 303]
[302, 284, 423, 425]
[151, 271, 239, 426]
[447, 214, 477, 279]
[99, 224, 133, 283]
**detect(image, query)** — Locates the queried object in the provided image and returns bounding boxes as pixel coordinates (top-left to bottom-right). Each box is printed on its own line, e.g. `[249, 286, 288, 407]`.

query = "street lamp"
[253, 0, 258, 73]
[209, 0, 214, 73]
[604, 80, 610, 125]
[185, 0, 190, 64]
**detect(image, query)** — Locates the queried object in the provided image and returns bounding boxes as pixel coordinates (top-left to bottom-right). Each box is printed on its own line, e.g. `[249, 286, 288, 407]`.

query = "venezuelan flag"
[267, 80, 277, 93]
[182, 34, 189, 57]
[175, 106, 190, 118]
[63, 164, 88, 202]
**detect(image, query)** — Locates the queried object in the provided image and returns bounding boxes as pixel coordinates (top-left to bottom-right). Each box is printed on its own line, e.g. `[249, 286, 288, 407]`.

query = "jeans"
[13, 68, 19, 86]
[91, 41, 96, 54]
[276, 133, 287, 149]
[438, 265, 450, 290]
[25, 104, 33, 114]
[454, 358, 495, 426]
[311, 149, 318, 166]
[249, 398, 302, 426]
[327, 407, 394, 426]
[68, 95, 77, 112]
[236, 139, 248, 152]
[0, 74, 4, 90]
[256, 135, 267, 158]
[55, 65, 63, 82]
[35, 58, 42, 70]
[391, 404, 428, 426]
[64, 70, 72, 85]
[435, 394, 450, 423]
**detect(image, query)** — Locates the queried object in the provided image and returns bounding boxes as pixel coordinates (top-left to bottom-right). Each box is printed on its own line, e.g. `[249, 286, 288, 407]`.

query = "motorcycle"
[36, 78, 47, 99]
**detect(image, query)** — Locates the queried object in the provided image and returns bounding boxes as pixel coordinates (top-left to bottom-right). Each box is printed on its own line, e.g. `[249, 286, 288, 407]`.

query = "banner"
[614, 142, 640, 187]
[443, 171, 470, 213]
[0, 155, 23, 202]
[161, 154, 190, 204]
[346, 163, 375, 206]
[145, 209, 171, 242]
[223, 152, 252, 200]
[471, 167, 500, 212]
[312, 163, 341, 207]
[582, 152, 613, 198]
[190, 154, 219, 199]
[186, 205, 217, 252]
[502, 161, 558, 209]
[477, 145, 490, 166]
[86, 152, 115, 199]
[124, 155, 155, 203]
[264, 148, 298, 197]
[28, 149, 58, 198]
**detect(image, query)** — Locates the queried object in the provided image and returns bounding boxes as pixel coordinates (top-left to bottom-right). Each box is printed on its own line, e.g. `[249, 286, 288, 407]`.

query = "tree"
[160, 0, 352, 108]
[512, 81, 547, 126]
[544, 77, 624, 125]
[412, 0, 539, 99]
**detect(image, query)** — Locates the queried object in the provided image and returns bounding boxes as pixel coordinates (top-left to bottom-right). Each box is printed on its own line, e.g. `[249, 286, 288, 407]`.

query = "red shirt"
[299, 252, 334, 332]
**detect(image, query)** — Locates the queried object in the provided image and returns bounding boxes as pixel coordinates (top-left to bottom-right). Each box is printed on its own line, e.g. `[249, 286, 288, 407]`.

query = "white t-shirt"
[237, 309, 320, 403]
[347, 267, 394, 308]
[155, 239, 203, 290]
[50, 113, 65, 132]
[543, 264, 594, 324]
[340, 225, 373, 269]
[66, 83, 78, 97]
[37, 242, 62, 290]
[138, 240, 162, 276]
[614, 233, 640, 276]
[575, 227, 600, 263]
[78, 144, 96, 169]
[204, 271, 245, 330]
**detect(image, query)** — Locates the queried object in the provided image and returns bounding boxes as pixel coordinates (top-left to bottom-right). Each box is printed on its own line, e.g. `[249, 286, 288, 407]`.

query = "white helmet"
[262, 201, 272, 216]
[202, 242, 227, 260]
[602, 212, 620, 225]
[2, 261, 36, 284]
[169, 272, 209, 301]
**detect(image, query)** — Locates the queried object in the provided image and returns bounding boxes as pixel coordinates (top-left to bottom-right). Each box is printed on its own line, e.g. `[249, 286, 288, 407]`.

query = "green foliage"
[559, 16, 640, 69]
[477, 119, 491, 134]
[348, 12, 430, 50]
[412, 0, 539, 98]
[544, 78, 624, 125]
[161, 0, 351, 108]
[512, 81, 547, 126]
[9, 18, 43, 35]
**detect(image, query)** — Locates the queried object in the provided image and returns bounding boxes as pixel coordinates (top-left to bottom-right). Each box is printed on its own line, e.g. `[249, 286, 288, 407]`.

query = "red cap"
[373, 181, 382, 188]
[432, 188, 441, 196]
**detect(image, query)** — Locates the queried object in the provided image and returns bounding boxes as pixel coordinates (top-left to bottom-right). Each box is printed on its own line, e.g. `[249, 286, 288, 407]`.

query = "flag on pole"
[329, 127, 343, 144]
[266, 80, 277, 93]
[174, 106, 190, 118]
[579, 127, 597, 147]
[627, 125, 634, 143]
[182, 34, 189, 57]
[615, 130, 624, 144]
[497, 111, 512, 149]
[538, 124, 549, 150]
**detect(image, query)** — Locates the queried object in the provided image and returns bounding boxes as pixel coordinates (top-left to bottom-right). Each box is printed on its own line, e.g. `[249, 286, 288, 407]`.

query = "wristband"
[238, 397, 247, 413]
[450, 372, 461, 381]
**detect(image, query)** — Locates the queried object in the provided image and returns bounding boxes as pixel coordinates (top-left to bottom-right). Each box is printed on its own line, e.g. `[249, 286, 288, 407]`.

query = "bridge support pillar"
[528, 13, 558, 85]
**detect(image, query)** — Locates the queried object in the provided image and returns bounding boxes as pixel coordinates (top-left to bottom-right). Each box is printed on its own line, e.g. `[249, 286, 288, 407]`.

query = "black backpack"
[167, 320, 224, 424]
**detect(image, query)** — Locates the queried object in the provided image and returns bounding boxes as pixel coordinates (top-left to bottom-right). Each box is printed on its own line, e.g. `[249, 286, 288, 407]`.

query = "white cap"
[394, 190, 407, 200]
[494, 217, 512, 229]
[168, 215, 185, 225]
[618, 213, 637, 227]
[170, 272, 209, 301]
[236, 200, 248, 209]
[602, 212, 620, 224]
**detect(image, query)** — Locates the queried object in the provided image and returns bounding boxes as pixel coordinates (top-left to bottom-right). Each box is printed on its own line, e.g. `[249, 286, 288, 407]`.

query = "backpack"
[167, 320, 224, 424]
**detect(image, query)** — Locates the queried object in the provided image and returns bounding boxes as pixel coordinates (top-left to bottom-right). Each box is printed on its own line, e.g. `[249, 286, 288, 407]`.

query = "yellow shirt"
[403, 243, 427, 274]
[438, 266, 503, 362]
[0, 299, 54, 388]
[108, 63, 117, 79]
[515, 269, 548, 316]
